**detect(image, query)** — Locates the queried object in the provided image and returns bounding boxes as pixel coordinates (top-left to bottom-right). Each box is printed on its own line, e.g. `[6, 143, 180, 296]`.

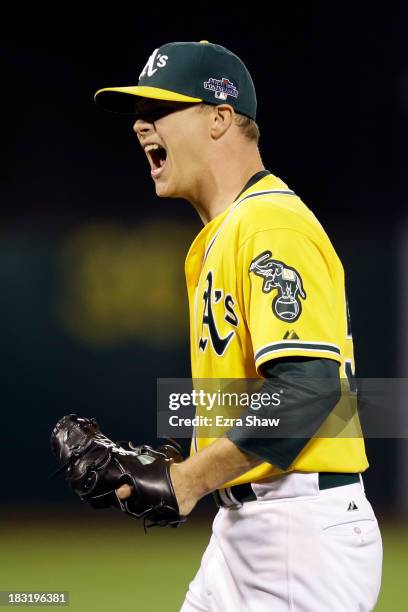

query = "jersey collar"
[234, 169, 271, 202]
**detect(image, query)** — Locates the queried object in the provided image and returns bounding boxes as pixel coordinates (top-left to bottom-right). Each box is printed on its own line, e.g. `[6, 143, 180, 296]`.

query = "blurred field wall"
[0, 218, 402, 508]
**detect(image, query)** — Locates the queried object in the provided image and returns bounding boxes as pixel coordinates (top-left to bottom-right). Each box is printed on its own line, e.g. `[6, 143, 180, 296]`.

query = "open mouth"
[144, 143, 167, 177]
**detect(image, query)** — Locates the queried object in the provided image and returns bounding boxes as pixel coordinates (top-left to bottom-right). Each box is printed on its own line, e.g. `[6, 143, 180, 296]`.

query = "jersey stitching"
[202, 189, 296, 266]
[236, 226, 322, 257]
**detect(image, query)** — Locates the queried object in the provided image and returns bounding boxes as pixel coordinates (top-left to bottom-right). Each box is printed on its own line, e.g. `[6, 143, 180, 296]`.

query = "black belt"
[214, 472, 360, 508]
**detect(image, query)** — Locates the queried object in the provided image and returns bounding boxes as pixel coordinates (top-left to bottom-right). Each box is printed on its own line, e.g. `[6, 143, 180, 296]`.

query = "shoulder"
[230, 189, 327, 248]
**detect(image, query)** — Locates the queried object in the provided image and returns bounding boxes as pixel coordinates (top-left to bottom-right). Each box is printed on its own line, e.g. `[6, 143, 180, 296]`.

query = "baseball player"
[93, 41, 383, 611]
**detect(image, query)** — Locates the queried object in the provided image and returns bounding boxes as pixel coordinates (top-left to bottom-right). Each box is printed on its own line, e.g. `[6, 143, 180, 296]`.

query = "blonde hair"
[198, 103, 260, 144]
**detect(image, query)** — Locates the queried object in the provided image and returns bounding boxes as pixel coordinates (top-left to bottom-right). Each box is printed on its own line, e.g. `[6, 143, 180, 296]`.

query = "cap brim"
[94, 86, 203, 113]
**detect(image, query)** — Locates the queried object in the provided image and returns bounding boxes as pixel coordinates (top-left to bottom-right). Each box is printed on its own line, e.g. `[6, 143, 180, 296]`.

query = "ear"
[210, 105, 234, 139]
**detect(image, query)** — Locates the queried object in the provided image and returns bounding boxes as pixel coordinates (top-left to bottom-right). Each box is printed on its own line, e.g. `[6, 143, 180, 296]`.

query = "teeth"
[145, 144, 160, 152]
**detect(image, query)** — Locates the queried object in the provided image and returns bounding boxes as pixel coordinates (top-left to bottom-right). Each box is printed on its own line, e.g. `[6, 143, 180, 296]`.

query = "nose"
[133, 118, 154, 137]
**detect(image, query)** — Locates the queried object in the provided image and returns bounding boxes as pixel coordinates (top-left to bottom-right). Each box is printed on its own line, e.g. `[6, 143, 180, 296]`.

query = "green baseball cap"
[94, 41, 257, 120]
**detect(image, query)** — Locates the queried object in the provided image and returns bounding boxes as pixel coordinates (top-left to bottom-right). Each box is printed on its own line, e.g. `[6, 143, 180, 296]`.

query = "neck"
[187, 146, 265, 225]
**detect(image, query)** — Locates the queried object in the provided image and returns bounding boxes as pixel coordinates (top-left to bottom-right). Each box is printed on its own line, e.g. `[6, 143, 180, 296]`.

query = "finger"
[116, 484, 133, 500]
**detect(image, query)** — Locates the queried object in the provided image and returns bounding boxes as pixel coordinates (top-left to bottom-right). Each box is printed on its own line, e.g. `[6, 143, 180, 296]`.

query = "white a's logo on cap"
[139, 48, 169, 80]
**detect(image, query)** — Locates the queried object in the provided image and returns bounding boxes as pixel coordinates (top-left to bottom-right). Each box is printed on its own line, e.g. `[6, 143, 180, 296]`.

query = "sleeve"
[226, 357, 341, 469]
[237, 228, 342, 374]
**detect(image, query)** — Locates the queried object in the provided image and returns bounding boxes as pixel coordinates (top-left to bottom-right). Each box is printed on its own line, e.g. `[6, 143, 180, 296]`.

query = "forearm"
[117, 436, 262, 516]
[171, 436, 262, 508]
[118, 358, 340, 516]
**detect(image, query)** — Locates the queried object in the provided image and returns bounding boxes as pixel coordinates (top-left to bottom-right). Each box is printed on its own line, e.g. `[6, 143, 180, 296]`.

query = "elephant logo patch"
[249, 251, 306, 321]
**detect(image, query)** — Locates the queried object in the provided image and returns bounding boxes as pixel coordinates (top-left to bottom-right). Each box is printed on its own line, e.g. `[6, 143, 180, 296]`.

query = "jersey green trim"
[255, 341, 341, 363]
[234, 170, 271, 201]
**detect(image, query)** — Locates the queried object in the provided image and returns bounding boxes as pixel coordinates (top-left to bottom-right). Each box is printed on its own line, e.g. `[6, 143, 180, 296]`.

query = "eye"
[135, 102, 196, 123]
[135, 103, 176, 123]
[141, 107, 169, 122]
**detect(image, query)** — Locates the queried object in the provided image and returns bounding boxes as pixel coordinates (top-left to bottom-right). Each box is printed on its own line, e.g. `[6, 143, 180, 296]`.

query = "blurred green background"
[0, 509, 407, 611]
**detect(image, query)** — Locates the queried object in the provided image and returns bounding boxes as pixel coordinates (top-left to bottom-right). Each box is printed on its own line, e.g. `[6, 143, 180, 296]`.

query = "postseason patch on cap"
[204, 77, 239, 101]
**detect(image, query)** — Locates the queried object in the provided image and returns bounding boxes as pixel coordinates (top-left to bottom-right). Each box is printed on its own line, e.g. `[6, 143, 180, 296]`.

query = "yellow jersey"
[185, 171, 367, 486]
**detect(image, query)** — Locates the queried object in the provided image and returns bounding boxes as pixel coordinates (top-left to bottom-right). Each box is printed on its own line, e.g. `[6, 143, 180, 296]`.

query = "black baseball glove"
[50, 414, 185, 528]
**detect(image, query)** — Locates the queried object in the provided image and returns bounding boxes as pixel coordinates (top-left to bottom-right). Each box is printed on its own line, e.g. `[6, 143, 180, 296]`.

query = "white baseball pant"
[180, 472, 382, 612]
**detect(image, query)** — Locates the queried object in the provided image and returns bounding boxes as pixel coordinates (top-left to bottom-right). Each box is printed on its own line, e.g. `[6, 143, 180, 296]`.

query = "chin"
[154, 179, 180, 199]
[154, 182, 171, 198]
